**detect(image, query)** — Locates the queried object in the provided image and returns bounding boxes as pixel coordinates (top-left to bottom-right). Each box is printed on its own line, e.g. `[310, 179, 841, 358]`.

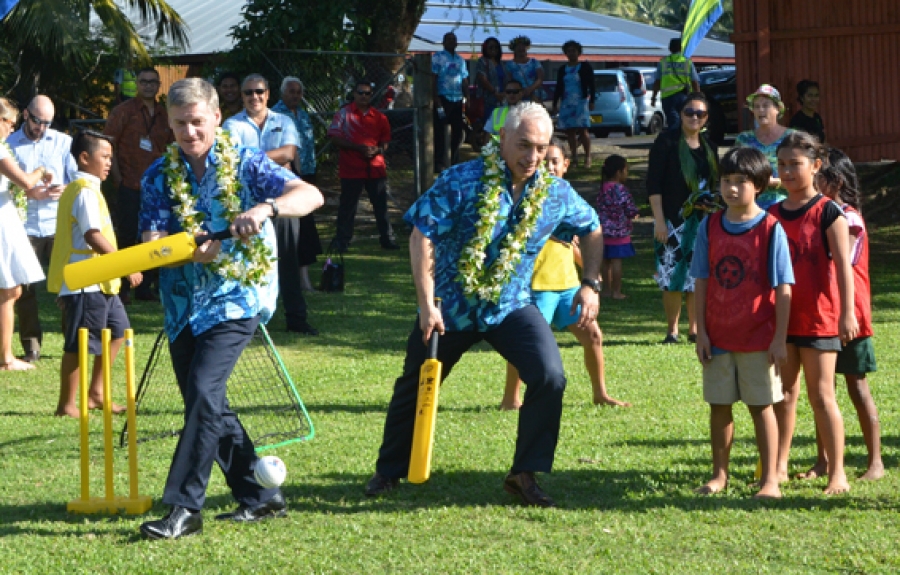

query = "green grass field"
[2, 223, 900, 574]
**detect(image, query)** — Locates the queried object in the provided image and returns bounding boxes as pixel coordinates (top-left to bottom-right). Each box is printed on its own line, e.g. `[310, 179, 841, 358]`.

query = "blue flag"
[682, 0, 724, 58]
[1, 0, 19, 20]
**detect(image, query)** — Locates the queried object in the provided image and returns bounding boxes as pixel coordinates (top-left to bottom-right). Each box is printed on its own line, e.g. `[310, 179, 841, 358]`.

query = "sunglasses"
[243, 89, 267, 96]
[682, 108, 708, 119]
[356, 90, 373, 96]
[26, 112, 52, 126]
[505, 89, 522, 95]
[138, 79, 160, 86]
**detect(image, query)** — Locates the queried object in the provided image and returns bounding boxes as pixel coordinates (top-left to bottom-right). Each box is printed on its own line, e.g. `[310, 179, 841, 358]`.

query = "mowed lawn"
[2, 223, 900, 574]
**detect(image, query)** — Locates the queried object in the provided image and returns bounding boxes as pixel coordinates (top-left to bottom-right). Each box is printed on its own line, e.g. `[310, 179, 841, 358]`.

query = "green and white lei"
[162, 128, 274, 287]
[456, 138, 552, 304]
[1, 140, 27, 221]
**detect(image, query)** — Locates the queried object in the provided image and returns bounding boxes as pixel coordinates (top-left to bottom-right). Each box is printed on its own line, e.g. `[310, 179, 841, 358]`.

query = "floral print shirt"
[404, 159, 599, 331]
[140, 143, 296, 341]
[595, 181, 639, 238]
[272, 100, 317, 175]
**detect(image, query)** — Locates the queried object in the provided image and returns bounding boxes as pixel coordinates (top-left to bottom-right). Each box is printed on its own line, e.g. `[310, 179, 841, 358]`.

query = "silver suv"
[619, 67, 666, 134]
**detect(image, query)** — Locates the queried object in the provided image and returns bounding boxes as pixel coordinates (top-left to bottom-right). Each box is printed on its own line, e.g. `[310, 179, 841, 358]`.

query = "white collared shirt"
[222, 109, 299, 153]
[8, 127, 79, 237]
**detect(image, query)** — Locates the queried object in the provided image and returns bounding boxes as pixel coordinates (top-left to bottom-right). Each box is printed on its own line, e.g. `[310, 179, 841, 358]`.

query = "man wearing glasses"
[223, 74, 320, 336]
[104, 67, 174, 304]
[8, 95, 78, 363]
[327, 80, 397, 252]
[484, 80, 525, 136]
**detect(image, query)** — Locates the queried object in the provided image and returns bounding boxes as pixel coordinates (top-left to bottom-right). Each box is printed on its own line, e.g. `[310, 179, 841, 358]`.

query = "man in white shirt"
[9, 95, 78, 362]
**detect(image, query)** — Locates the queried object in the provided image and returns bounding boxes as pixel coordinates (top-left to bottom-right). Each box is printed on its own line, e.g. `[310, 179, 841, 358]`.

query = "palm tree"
[1, 0, 187, 94]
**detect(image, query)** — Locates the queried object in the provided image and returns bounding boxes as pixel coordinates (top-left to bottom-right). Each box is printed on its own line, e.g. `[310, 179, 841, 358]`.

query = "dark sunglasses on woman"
[682, 108, 708, 119]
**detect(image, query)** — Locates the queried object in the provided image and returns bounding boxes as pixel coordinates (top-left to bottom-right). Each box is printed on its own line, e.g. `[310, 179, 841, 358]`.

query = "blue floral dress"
[557, 65, 590, 130]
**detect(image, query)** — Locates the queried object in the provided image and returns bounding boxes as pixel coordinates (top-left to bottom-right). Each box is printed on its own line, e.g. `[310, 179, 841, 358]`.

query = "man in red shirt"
[327, 81, 397, 251]
[104, 67, 174, 302]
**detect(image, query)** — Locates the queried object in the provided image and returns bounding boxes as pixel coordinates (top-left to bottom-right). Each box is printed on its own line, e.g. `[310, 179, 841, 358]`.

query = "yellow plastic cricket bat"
[408, 298, 443, 484]
[63, 230, 232, 291]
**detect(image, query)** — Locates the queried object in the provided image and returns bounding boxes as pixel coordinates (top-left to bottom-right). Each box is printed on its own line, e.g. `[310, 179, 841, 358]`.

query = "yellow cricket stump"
[67, 328, 153, 515]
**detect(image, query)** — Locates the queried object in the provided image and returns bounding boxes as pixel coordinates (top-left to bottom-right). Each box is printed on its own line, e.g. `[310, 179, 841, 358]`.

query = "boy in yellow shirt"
[48, 131, 142, 417]
[501, 139, 630, 409]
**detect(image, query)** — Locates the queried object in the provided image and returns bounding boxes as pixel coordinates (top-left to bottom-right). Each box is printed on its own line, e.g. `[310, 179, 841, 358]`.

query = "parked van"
[590, 70, 639, 137]
[619, 67, 666, 134]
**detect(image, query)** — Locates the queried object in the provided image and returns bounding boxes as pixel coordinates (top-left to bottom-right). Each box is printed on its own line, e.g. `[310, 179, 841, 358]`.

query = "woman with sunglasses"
[551, 40, 595, 168]
[0, 98, 52, 371]
[647, 93, 719, 344]
[736, 84, 795, 209]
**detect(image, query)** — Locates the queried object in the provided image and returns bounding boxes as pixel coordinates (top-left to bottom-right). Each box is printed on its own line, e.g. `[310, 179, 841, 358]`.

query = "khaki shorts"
[702, 351, 784, 406]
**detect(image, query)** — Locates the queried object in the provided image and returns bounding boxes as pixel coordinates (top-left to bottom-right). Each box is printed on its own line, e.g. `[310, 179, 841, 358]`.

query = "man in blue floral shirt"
[432, 31, 469, 170]
[137, 78, 324, 540]
[366, 103, 604, 507]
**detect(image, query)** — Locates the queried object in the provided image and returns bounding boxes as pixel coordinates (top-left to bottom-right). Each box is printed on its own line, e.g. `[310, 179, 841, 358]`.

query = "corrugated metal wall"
[732, 0, 900, 162]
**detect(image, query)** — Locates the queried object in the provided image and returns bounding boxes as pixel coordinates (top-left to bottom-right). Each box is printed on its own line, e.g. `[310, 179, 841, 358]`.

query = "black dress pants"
[162, 316, 279, 510]
[334, 177, 394, 248]
[275, 217, 309, 328]
[374, 305, 567, 479]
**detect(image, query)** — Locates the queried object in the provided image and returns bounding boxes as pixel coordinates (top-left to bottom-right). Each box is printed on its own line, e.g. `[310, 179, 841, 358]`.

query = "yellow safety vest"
[659, 54, 692, 99]
[48, 179, 121, 295]
[491, 106, 510, 132]
[120, 69, 137, 98]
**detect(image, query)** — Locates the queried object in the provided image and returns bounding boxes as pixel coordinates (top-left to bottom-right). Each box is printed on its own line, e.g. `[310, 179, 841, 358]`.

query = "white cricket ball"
[254, 455, 287, 489]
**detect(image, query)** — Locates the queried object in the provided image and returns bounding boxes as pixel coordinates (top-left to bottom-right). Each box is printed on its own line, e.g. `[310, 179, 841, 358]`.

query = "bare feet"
[88, 398, 127, 414]
[694, 477, 727, 495]
[594, 396, 632, 407]
[0, 358, 36, 371]
[858, 461, 885, 481]
[611, 293, 627, 300]
[795, 461, 827, 480]
[754, 482, 782, 499]
[499, 400, 522, 411]
[55, 405, 81, 418]
[823, 475, 850, 495]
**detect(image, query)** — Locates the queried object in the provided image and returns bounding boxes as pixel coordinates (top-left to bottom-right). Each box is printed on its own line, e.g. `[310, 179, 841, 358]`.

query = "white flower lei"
[1, 140, 27, 221]
[162, 128, 274, 287]
[456, 138, 553, 304]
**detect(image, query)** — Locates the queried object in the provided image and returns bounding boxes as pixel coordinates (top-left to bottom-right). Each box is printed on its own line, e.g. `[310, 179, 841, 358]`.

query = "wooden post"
[413, 53, 434, 194]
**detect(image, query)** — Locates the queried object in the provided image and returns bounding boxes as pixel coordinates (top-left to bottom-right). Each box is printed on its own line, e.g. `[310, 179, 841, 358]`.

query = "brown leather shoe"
[503, 471, 557, 508]
[365, 472, 399, 497]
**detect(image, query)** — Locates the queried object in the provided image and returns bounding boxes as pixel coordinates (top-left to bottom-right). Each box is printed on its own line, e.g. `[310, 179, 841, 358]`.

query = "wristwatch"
[265, 198, 279, 218]
[581, 278, 602, 294]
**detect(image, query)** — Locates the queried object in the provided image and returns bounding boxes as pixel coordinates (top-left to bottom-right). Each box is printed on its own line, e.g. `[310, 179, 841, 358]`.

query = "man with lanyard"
[104, 66, 174, 303]
[272, 76, 323, 293]
[327, 80, 397, 252]
[432, 31, 469, 171]
[224, 74, 319, 336]
[138, 78, 324, 540]
[484, 79, 524, 136]
[650, 37, 700, 131]
[9, 95, 78, 363]
[364, 102, 604, 507]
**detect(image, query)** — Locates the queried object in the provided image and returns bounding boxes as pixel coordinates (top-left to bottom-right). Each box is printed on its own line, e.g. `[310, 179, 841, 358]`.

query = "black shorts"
[61, 292, 130, 355]
[786, 335, 842, 352]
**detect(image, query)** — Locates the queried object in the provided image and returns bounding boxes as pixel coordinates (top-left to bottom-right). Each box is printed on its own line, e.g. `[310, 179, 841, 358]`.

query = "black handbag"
[319, 251, 345, 292]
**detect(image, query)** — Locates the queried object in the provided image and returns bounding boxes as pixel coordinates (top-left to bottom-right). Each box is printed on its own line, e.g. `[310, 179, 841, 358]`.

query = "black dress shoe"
[381, 240, 400, 250]
[22, 351, 39, 363]
[215, 492, 287, 522]
[503, 472, 557, 508]
[365, 472, 399, 497]
[140, 506, 203, 540]
[286, 321, 319, 336]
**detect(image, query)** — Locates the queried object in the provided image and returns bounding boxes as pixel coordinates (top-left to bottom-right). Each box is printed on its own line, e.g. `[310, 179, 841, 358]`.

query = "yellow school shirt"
[531, 238, 579, 291]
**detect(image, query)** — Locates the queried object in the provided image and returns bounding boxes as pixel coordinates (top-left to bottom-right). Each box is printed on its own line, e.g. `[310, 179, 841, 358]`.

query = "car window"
[622, 71, 641, 91]
[594, 74, 618, 92]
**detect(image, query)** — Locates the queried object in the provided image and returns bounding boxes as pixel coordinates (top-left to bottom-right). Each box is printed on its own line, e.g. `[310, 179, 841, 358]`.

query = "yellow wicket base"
[67, 495, 153, 515]
[68, 328, 153, 515]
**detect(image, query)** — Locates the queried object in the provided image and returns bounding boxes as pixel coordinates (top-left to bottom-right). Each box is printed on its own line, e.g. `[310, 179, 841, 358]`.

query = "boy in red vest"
[690, 147, 794, 499]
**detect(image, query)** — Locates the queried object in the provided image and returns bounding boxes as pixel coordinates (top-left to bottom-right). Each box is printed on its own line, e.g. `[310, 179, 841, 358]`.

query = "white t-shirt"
[59, 172, 109, 295]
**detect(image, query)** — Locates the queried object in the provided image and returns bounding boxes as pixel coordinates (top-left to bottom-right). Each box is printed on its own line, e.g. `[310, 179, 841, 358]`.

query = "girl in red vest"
[798, 148, 882, 481]
[768, 132, 859, 494]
